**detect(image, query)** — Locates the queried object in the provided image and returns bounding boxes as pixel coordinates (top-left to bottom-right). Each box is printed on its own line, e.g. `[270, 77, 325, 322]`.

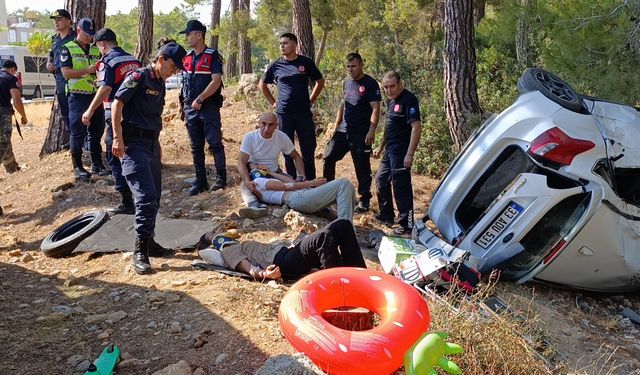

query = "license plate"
[474, 201, 523, 249]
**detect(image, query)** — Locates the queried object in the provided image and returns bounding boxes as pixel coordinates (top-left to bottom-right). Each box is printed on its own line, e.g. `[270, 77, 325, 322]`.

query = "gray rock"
[107, 311, 128, 323]
[67, 354, 85, 367]
[622, 307, 640, 325]
[76, 360, 92, 372]
[151, 360, 192, 375]
[52, 305, 73, 316]
[255, 354, 324, 375]
[214, 353, 227, 366]
[85, 314, 108, 324]
[148, 321, 158, 329]
[169, 321, 182, 334]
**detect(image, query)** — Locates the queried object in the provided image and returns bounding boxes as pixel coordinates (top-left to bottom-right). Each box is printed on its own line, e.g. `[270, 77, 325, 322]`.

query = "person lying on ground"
[197, 219, 367, 281]
[251, 168, 356, 221]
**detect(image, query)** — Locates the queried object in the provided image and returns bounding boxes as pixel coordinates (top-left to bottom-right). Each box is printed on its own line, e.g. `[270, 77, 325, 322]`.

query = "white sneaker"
[239, 204, 268, 219]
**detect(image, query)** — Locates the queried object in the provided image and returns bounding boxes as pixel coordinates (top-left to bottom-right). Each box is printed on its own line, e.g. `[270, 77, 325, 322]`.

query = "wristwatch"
[195, 98, 203, 104]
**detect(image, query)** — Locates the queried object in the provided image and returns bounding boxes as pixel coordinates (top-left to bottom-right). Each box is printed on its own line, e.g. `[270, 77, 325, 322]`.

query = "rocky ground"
[0, 87, 639, 374]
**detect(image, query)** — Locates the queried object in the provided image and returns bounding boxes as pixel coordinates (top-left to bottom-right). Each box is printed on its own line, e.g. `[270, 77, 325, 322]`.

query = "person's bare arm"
[191, 73, 222, 110]
[82, 86, 111, 125]
[238, 151, 262, 198]
[264, 177, 326, 191]
[234, 259, 281, 281]
[288, 149, 306, 179]
[365, 101, 381, 145]
[310, 78, 325, 105]
[404, 120, 422, 168]
[10, 88, 27, 123]
[258, 79, 276, 110]
[61, 65, 96, 79]
[111, 99, 126, 158]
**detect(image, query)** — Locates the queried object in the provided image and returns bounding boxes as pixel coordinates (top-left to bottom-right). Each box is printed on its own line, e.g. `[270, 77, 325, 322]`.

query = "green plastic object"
[403, 332, 463, 375]
[84, 344, 120, 375]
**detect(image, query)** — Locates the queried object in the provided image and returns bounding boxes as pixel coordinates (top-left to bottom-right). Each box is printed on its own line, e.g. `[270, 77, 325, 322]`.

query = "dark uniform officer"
[0, 60, 27, 174]
[46, 9, 76, 137]
[111, 42, 186, 275]
[180, 20, 226, 195]
[258, 32, 325, 181]
[375, 71, 422, 235]
[323, 53, 381, 213]
[83, 28, 142, 214]
[60, 17, 107, 180]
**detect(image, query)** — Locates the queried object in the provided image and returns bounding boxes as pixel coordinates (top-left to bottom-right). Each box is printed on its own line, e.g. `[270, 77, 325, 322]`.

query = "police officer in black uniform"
[374, 71, 422, 236]
[180, 20, 227, 195]
[81, 28, 142, 214]
[111, 41, 187, 275]
[322, 53, 381, 213]
[46, 9, 76, 141]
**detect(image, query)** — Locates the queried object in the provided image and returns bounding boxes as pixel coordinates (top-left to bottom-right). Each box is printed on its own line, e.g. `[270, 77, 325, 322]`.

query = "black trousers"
[274, 219, 366, 279]
[278, 111, 316, 180]
[322, 131, 372, 203]
[375, 151, 414, 230]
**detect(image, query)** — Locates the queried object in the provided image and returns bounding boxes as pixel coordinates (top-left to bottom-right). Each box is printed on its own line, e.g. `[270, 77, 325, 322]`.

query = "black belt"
[122, 126, 158, 140]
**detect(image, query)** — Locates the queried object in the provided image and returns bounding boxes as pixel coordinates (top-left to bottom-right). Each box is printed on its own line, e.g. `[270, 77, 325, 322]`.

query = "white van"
[0, 45, 56, 99]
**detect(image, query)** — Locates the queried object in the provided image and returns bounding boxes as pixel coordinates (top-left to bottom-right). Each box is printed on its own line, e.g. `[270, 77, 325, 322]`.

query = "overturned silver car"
[416, 68, 640, 292]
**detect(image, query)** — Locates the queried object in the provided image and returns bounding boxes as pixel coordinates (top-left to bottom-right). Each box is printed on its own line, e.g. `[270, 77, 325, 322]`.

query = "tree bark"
[210, 0, 221, 49]
[443, 0, 483, 151]
[41, 0, 107, 157]
[516, 0, 535, 67]
[238, 0, 252, 74]
[473, 0, 486, 26]
[225, 0, 239, 77]
[292, 0, 314, 59]
[136, 0, 154, 65]
[315, 29, 328, 66]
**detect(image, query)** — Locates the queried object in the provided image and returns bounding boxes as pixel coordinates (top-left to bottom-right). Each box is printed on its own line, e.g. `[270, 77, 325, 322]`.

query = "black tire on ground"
[33, 85, 42, 99]
[40, 210, 109, 257]
[517, 68, 583, 112]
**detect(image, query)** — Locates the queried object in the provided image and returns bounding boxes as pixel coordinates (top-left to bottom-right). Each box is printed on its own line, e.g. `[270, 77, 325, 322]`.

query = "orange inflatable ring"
[278, 267, 430, 375]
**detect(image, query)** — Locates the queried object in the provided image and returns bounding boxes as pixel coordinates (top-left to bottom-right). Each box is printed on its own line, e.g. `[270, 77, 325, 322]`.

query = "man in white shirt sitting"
[238, 112, 306, 218]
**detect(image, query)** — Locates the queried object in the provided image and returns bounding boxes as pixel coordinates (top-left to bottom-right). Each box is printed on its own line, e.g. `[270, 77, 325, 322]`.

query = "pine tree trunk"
[238, 0, 252, 74]
[425, 0, 444, 68]
[443, 0, 483, 151]
[225, 0, 239, 77]
[136, 0, 154, 65]
[210, 0, 221, 49]
[292, 0, 314, 59]
[314, 29, 328, 66]
[516, 0, 535, 67]
[41, 0, 106, 157]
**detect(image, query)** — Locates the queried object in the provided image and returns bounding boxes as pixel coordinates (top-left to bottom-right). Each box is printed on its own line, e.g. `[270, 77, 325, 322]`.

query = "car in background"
[415, 68, 640, 292]
[0, 45, 56, 99]
[165, 74, 182, 90]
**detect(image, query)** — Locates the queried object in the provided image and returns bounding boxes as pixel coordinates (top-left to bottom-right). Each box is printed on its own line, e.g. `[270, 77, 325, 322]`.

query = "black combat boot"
[109, 190, 135, 215]
[72, 153, 91, 181]
[188, 168, 209, 196]
[210, 168, 227, 191]
[91, 153, 111, 176]
[133, 237, 152, 275]
[148, 237, 174, 257]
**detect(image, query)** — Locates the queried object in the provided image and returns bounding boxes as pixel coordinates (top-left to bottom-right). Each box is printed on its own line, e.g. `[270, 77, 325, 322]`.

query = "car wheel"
[41, 210, 109, 258]
[33, 86, 42, 99]
[517, 68, 582, 112]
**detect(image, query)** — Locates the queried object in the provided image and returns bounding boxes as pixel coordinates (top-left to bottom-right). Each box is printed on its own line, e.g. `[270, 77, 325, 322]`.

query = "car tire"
[517, 68, 582, 112]
[41, 210, 109, 258]
[33, 86, 42, 99]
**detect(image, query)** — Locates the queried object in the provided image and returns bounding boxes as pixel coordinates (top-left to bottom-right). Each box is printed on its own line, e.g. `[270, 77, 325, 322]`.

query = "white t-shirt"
[239, 129, 295, 172]
[254, 178, 285, 205]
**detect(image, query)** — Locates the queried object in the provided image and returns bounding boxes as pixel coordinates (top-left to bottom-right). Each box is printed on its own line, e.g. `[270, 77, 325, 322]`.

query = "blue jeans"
[285, 178, 355, 221]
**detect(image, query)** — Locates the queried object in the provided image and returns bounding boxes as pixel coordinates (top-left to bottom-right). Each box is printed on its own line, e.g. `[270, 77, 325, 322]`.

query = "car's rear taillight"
[528, 127, 595, 166]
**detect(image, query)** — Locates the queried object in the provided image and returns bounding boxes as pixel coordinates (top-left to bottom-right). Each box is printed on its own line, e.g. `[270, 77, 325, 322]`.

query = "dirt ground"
[0, 88, 639, 374]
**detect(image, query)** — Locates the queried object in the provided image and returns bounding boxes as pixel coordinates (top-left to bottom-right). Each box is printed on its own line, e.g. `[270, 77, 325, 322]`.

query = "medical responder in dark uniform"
[46, 9, 76, 141]
[258, 32, 325, 181]
[323, 52, 381, 213]
[60, 17, 108, 180]
[81, 28, 142, 214]
[0, 59, 27, 174]
[180, 20, 227, 195]
[374, 71, 422, 236]
[111, 41, 186, 275]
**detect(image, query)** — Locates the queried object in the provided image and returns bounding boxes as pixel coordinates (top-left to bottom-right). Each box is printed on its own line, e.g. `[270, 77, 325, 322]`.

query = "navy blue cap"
[94, 28, 117, 42]
[50, 9, 72, 20]
[179, 20, 206, 34]
[159, 42, 187, 71]
[77, 17, 96, 36]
